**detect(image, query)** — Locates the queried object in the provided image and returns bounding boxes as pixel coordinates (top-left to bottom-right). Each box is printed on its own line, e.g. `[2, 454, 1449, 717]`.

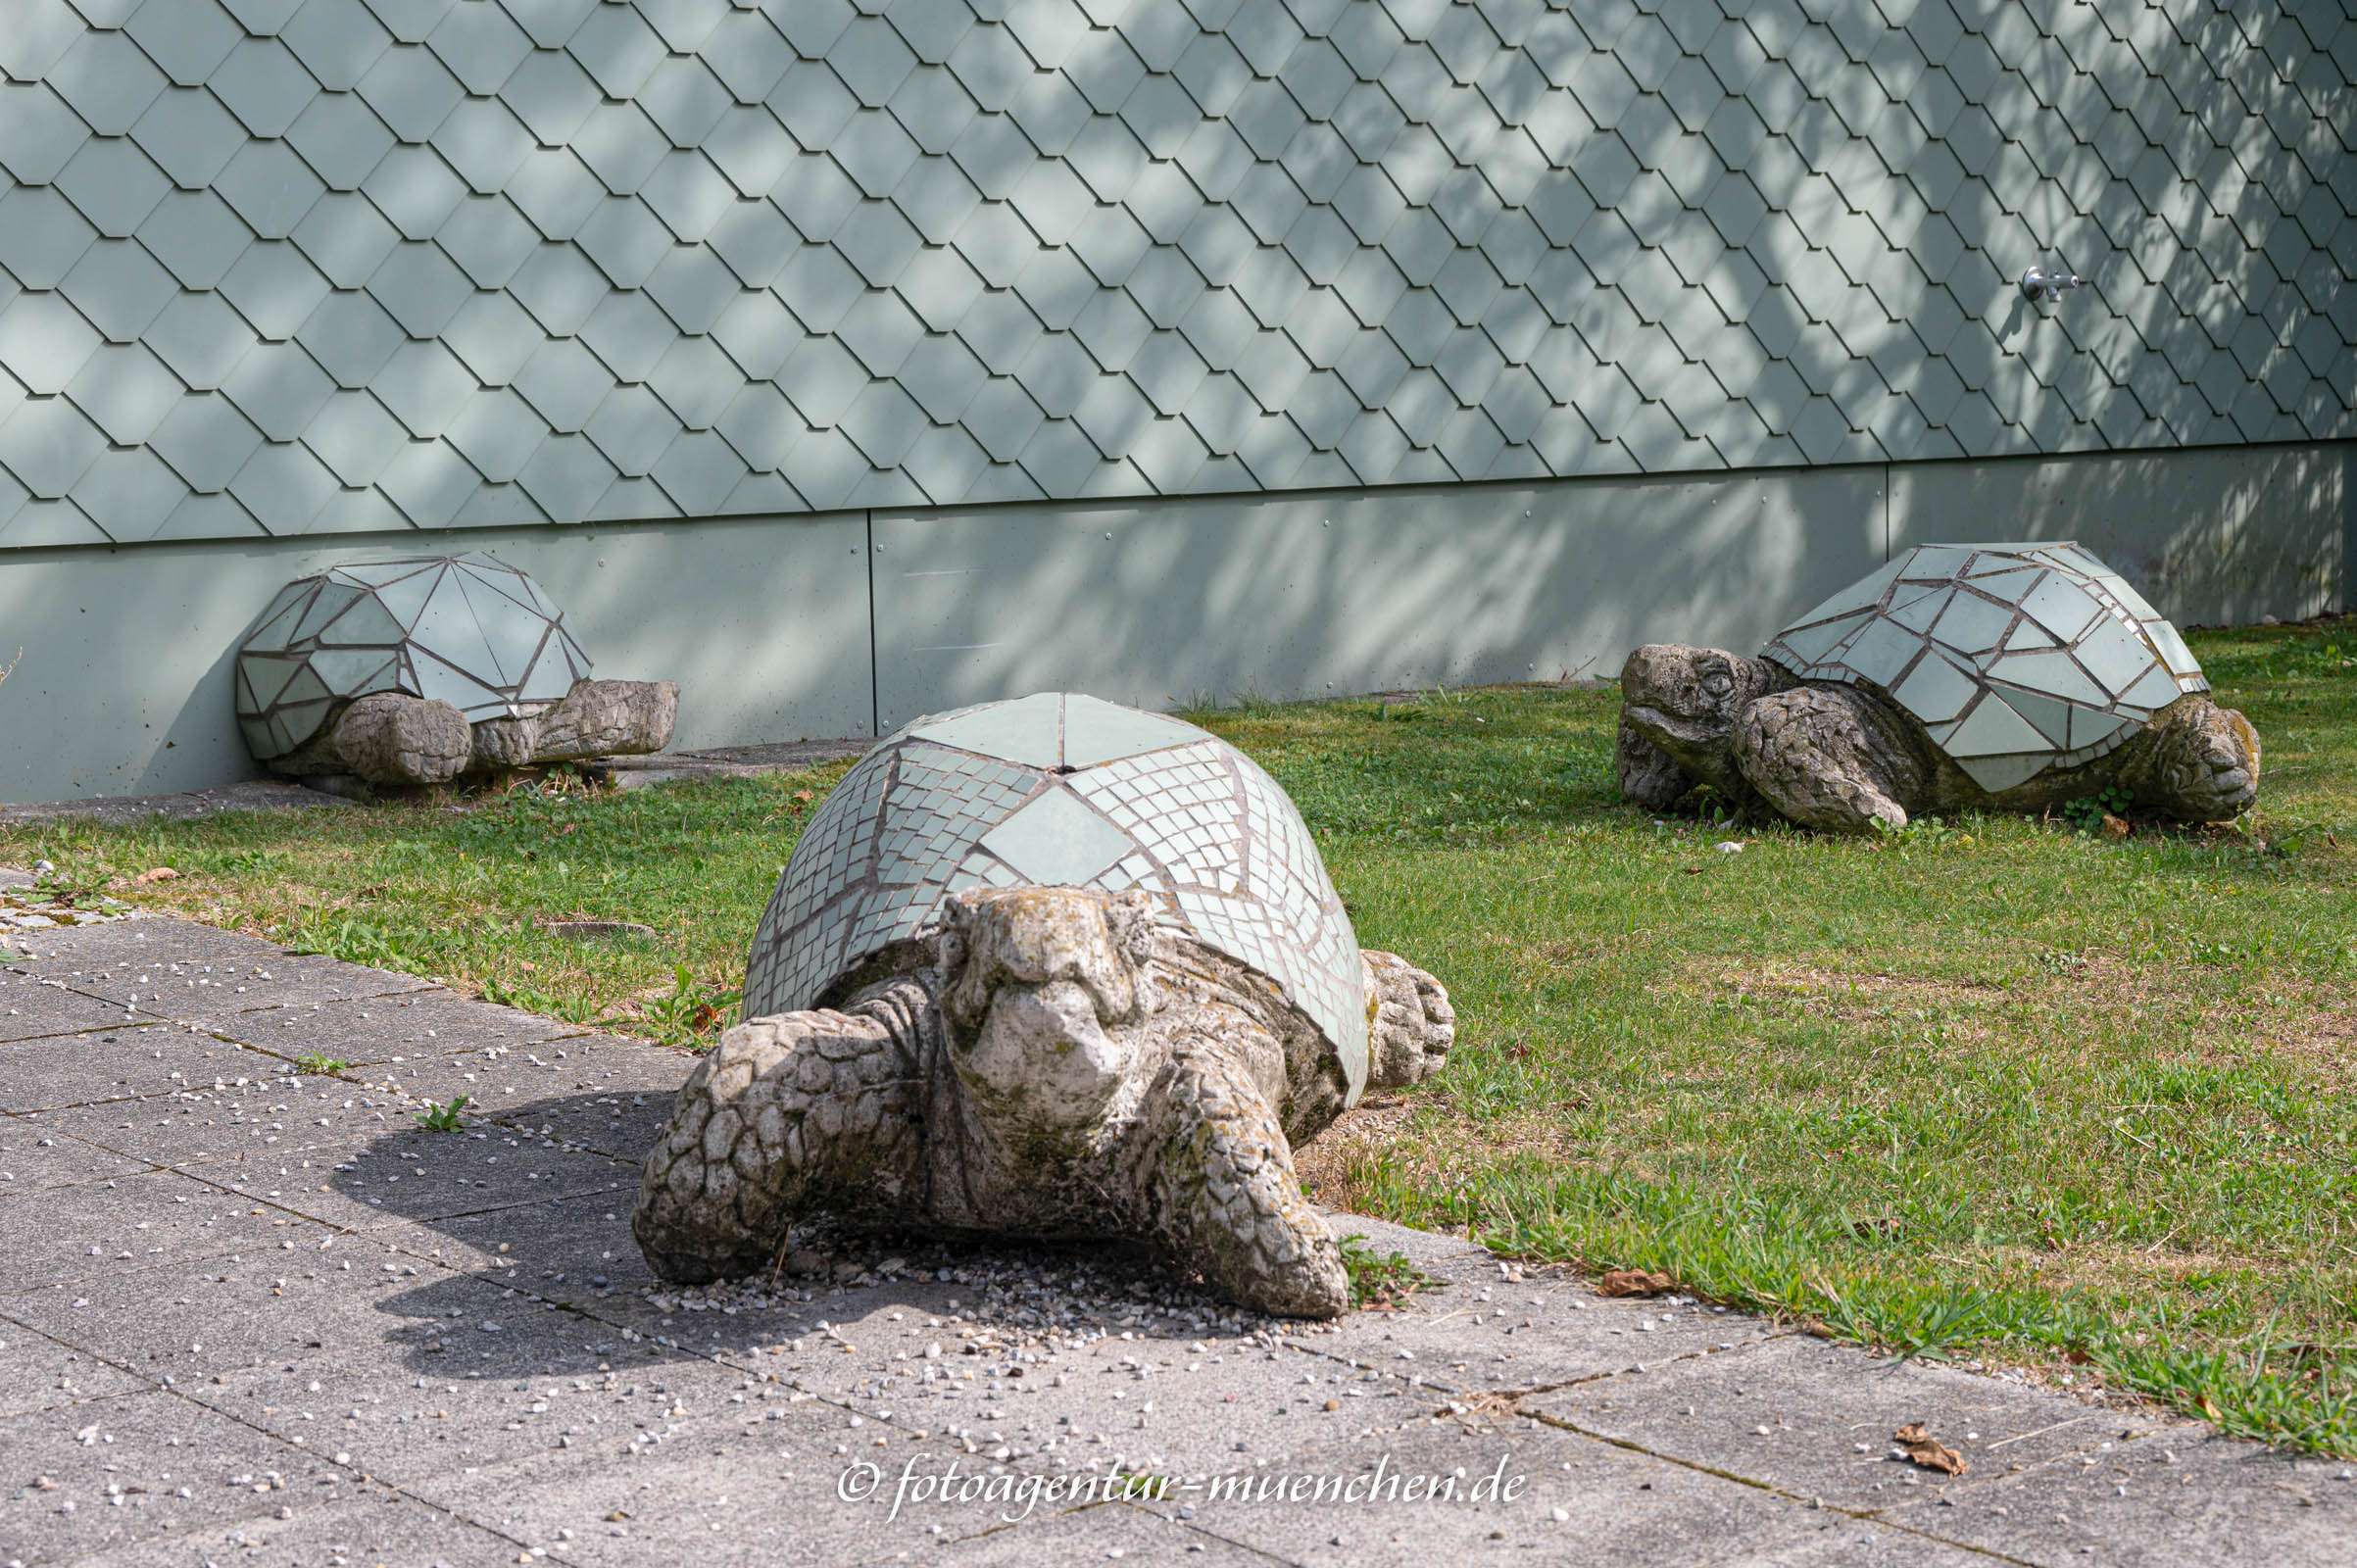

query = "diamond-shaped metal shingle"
[0, 0, 2342, 552]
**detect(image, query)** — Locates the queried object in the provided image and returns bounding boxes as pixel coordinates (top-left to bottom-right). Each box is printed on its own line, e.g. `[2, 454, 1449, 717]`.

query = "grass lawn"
[7, 615, 2356, 1452]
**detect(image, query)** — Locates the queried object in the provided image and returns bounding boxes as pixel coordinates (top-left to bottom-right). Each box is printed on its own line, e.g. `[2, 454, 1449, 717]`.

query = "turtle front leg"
[331, 693, 472, 786]
[1730, 687, 1922, 833]
[2115, 696, 2260, 821]
[1137, 1043, 1349, 1318]
[633, 976, 932, 1283]
[1361, 951, 1453, 1090]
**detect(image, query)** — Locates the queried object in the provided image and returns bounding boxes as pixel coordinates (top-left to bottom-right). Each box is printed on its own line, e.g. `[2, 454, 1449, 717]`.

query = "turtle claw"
[1146, 1047, 1349, 1319]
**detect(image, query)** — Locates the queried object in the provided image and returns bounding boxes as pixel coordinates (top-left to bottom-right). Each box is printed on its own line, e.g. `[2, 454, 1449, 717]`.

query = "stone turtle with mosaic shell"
[234, 553, 676, 791]
[1615, 543, 2260, 834]
[633, 692, 1454, 1318]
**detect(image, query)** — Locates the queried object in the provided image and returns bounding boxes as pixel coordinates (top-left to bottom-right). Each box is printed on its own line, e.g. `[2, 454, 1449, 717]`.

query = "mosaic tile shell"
[233, 550, 590, 758]
[1762, 543, 2210, 793]
[744, 691, 1370, 1101]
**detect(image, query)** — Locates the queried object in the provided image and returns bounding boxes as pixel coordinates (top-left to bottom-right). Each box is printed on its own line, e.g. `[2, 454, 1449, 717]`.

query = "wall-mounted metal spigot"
[2020, 266, 2085, 303]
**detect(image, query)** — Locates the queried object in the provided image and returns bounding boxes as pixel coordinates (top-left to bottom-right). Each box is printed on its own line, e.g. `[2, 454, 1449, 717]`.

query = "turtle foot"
[634, 990, 926, 1284]
[1361, 951, 1453, 1090]
[1147, 1047, 1349, 1318]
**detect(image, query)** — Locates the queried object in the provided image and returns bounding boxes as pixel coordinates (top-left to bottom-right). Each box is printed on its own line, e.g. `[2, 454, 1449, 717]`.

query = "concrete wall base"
[0, 442, 2345, 804]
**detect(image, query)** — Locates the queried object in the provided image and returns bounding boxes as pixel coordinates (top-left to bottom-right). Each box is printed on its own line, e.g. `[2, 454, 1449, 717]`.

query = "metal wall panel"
[869, 463, 1889, 728]
[0, 510, 872, 801]
[1888, 443, 2348, 627]
[0, 0, 2350, 548]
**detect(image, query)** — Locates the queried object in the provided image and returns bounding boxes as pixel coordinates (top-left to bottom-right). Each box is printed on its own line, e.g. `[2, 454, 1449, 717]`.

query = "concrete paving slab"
[0, 1164, 336, 1298]
[1, 918, 288, 972]
[1523, 1334, 2186, 1514]
[1706, 1516, 2002, 1565]
[1284, 1249, 1783, 1395]
[0, 973, 145, 1042]
[1154, 1418, 1824, 1568]
[602, 737, 868, 792]
[0, 1316, 152, 1419]
[0, 1388, 331, 1565]
[940, 1503, 1280, 1564]
[11, 1062, 430, 1173]
[401, 1391, 915, 1566]
[345, 1035, 691, 1154]
[1878, 1429, 2357, 1567]
[0, 1024, 256, 1113]
[9, 911, 2357, 1567]
[0, 1112, 153, 1192]
[5, 1236, 456, 1384]
[86, 958, 447, 1037]
[302, 1132, 640, 1239]
[0, 778, 360, 827]
[74, 1492, 516, 1568]
[208, 988, 584, 1064]
[370, 1193, 685, 1334]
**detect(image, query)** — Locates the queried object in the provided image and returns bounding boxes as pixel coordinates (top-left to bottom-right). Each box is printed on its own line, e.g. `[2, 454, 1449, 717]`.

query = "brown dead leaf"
[2101, 813, 2132, 839]
[132, 867, 179, 884]
[1596, 1269, 1675, 1298]
[1892, 1423, 1968, 1476]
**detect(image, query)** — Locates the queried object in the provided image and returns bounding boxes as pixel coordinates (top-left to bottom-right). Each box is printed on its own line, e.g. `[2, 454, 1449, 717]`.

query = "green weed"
[1338, 1233, 1443, 1311]
[414, 1096, 470, 1132]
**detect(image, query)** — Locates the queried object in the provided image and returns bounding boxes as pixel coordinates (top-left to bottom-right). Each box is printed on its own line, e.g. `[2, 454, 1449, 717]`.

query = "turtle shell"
[235, 553, 591, 760]
[1761, 543, 2208, 793]
[744, 692, 1371, 1101]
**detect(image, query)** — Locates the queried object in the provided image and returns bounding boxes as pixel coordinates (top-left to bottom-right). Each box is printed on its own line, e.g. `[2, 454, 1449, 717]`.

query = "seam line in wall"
[865, 512, 879, 738]
[1885, 460, 1893, 562]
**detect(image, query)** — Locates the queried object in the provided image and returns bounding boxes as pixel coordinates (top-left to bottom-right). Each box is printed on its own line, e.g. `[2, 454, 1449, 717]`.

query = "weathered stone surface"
[1619, 646, 2261, 833]
[636, 886, 1453, 1317]
[1622, 545, 2264, 832]
[1361, 949, 1455, 1091]
[472, 679, 679, 769]
[329, 693, 472, 786]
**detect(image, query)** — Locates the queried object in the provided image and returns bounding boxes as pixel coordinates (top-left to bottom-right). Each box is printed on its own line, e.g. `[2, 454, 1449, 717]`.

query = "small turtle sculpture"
[235, 553, 675, 790]
[633, 692, 1453, 1317]
[1616, 542, 2260, 833]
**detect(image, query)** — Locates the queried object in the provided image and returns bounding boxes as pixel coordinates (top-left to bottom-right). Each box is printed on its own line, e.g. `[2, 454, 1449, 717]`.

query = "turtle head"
[1619, 644, 1781, 763]
[937, 886, 1158, 1129]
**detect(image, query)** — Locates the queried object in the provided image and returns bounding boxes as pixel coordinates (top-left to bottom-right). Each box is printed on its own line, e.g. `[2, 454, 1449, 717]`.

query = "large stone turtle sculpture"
[633, 692, 1454, 1317]
[1617, 542, 2260, 833]
[236, 553, 675, 790]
